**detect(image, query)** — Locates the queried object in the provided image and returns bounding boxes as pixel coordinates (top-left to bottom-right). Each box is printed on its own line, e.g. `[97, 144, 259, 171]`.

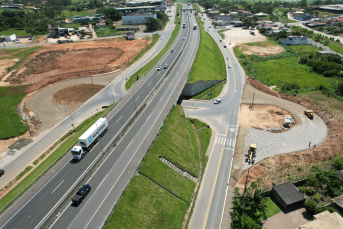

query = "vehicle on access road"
[157, 66, 161, 71]
[214, 99, 221, 104]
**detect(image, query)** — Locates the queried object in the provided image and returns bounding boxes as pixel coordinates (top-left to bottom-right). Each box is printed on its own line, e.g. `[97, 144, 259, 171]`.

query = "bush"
[305, 187, 313, 196]
[313, 193, 321, 203]
[304, 200, 318, 215]
[298, 187, 305, 194]
[282, 82, 300, 91]
[333, 157, 343, 170]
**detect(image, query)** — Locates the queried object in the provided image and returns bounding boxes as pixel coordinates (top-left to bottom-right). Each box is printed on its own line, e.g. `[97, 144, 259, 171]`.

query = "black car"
[72, 184, 91, 205]
[0, 169, 4, 177]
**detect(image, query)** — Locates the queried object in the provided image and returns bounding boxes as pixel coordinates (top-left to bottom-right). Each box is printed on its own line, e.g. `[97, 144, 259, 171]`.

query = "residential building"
[318, 4, 343, 14]
[48, 25, 73, 38]
[125, 0, 163, 7]
[271, 182, 305, 209]
[207, 10, 220, 18]
[213, 20, 227, 26]
[155, 0, 167, 11]
[0, 34, 16, 41]
[229, 11, 238, 16]
[293, 11, 304, 19]
[96, 22, 106, 28]
[279, 36, 308, 45]
[297, 211, 343, 229]
[254, 12, 268, 17]
[122, 10, 156, 25]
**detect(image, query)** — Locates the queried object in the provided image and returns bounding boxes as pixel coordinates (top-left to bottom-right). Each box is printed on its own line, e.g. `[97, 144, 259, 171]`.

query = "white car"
[207, 29, 209, 31]
[182, 37, 185, 40]
[157, 66, 161, 71]
[228, 64, 231, 68]
[214, 98, 221, 104]
[219, 39, 222, 42]
[164, 63, 168, 69]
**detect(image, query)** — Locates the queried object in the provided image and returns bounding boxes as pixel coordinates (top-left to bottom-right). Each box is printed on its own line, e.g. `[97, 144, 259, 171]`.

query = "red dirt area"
[239, 104, 294, 131]
[53, 84, 104, 104]
[4, 38, 150, 93]
[235, 78, 343, 190]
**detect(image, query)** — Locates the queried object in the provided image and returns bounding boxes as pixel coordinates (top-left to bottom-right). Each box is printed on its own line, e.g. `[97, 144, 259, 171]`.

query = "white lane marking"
[116, 115, 123, 123]
[232, 139, 235, 147]
[127, 138, 134, 148]
[135, 96, 140, 102]
[51, 180, 64, 194]
[226, 139, 230, 146]
[147, 114, 151, 120]
[97, 174, 108, 190]
[217, 134, 226, 136]
[229, 139, 232, 146]
[159, 95, 164, 101]
[148, 82, 152, 86]
[49, 202, 72, 228]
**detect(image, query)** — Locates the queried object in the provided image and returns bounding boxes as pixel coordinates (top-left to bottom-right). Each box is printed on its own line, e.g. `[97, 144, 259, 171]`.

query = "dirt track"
[232, 78, 343, 190]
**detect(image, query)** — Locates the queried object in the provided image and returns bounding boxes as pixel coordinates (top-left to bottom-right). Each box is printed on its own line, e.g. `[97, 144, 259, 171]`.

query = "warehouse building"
[272, 182, 305, 209]
[122, 10, 156, 25]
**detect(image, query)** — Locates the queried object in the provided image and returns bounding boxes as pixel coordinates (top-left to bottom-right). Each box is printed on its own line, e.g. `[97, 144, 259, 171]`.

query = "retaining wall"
[182, 80, 223, 97]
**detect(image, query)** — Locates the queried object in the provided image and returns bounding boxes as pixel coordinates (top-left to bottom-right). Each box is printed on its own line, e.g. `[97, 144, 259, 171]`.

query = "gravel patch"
[240, 83, 328, 170]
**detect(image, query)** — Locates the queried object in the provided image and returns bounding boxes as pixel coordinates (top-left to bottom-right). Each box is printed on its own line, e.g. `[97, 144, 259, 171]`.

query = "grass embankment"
[95, 28, 119, 37]
[125, 4, 183, 90]
[188, 16, 225, 83]
[192, 4, 201, 13]
[0, 86, 28, 139]
[0, 105, 114, 213]
[0, 28, 30, 36]
[0, 46, 41, 72]
[265, 198, 281, 218]
[104, 105, 211, 228]
[326, 43, 343, 55]
[64, 10, 97, 18]
[234, 41, 340, 94]
[186, 16, 226, 99]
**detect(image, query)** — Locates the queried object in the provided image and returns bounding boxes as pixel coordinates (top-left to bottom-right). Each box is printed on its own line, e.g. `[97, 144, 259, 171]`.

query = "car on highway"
[0, 169, 4, 177]
[207, 29, 209, 31]
[228, 64, 231, 68]
[72, 184, 91, 205]
[224, 45, 227, 48]
[183, 37, 185, 40]
[164, 64, 168, 69]
[157, 66, 161, 71]
[219, 39, 222, 42]
[171, 49, 174, 53]
[209, 26, 211, 28]
[214, 99, 221, 104]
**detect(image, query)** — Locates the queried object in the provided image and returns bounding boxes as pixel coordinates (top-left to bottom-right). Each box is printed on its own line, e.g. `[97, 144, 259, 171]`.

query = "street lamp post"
[90, 75, 95, 93]
[133, 85, 137, 114]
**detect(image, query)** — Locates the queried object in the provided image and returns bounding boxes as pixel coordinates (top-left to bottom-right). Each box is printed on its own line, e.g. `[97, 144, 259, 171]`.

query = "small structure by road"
[272, 182, 305, 209]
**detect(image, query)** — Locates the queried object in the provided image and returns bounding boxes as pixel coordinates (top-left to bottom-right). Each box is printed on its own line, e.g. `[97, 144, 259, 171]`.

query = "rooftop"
[272, 182, 305, 205]
[298, 211, 343, 229]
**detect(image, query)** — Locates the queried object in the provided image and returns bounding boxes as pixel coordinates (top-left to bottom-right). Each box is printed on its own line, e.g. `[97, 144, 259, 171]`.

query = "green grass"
[95, 28, 119, 37]
[104, 105, 212, 228]
[0, 28, 30, 36]
[125, 3, 183, 90]
[252, 57, 334, 91]
[58, 23, 81, 28]
[65, 10, 97, 18]
[0, 86, 28, 139]
[191, 81, 225, 100]
[265, 198, 281, 218]
[0, 46, 42, 71]
[0, 106, 114, 213]
[188, 16, 226, 83]
[234, 41, 339, 94]
[326, 43, 343, 55]
[104, 175, 189, 229]
[139, 105, 198, 200]
[0, 8, 31, 13]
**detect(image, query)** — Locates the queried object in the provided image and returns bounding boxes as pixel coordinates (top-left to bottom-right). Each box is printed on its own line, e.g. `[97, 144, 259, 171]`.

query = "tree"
[304, 200, 318, 215]
[80, 30, 85, 37]
[145, 17, 160, 31]
[104, 8, 122, 21]
[203, 1, 214, 9]
[278, 29, 288, 38]
[336, 82, 343, 95]
[332, 28, 340, 35]
[300, 0, 307, 8]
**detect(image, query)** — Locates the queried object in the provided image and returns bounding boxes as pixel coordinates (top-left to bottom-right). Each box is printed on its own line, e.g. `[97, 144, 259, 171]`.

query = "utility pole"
[90, 75, 95, 93]
[25, 116, 32, 137]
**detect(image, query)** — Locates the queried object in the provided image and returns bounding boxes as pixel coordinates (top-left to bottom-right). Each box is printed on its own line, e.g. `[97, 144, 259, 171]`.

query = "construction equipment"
[245, 143, 256, 164]
[283, 117, 293, 127]
[304, 110, 314, 119]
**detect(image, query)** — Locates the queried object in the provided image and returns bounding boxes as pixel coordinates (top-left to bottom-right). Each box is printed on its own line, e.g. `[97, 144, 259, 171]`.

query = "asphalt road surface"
[0, 5, 177, 189]
[0, 5, 201, 229]
[183, 12, 245, 229]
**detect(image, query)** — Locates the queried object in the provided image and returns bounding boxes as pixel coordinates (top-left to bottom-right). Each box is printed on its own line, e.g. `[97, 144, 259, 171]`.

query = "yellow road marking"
[203, 147, 225, 229]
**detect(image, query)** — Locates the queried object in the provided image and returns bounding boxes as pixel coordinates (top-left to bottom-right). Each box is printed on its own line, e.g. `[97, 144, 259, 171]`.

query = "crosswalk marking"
[216, 136, 236, 147]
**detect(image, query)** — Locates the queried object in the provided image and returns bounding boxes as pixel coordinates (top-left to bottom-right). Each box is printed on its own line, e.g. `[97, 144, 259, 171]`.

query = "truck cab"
[71, 146, 85, 160]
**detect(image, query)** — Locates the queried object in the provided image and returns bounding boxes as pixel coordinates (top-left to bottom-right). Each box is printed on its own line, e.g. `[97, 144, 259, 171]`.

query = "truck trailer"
[193, 24, 197, 30]
[71, 118, 108, 160]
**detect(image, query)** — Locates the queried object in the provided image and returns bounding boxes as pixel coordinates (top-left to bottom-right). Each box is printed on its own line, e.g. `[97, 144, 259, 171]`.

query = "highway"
[0, 5, 201, 229]
[0, 5, 176, 189]
[183, 11, 245, 229]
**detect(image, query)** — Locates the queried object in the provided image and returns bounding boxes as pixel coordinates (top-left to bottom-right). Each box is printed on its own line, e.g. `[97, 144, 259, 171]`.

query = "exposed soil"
[239, 44, 285, 57]
[239, 104, 294, 131]
[0, 58, 19, 79]
[223, 29, 267, 47]
[235, 78, 343, 191]
[53, 84, 104, 104]
[4, 38, 150, 93]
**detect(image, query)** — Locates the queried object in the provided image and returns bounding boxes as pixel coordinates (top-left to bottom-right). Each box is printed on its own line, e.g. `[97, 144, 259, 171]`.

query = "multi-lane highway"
[0, 6, 176, 189]
[183, 12, 245, 229]
[0, 5, 201, 229]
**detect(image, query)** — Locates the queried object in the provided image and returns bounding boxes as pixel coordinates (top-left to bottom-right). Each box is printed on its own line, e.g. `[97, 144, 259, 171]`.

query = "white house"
[279, 36, 308, 45]
[5, 34, 16, 41]
[122, 11, 156, 25]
